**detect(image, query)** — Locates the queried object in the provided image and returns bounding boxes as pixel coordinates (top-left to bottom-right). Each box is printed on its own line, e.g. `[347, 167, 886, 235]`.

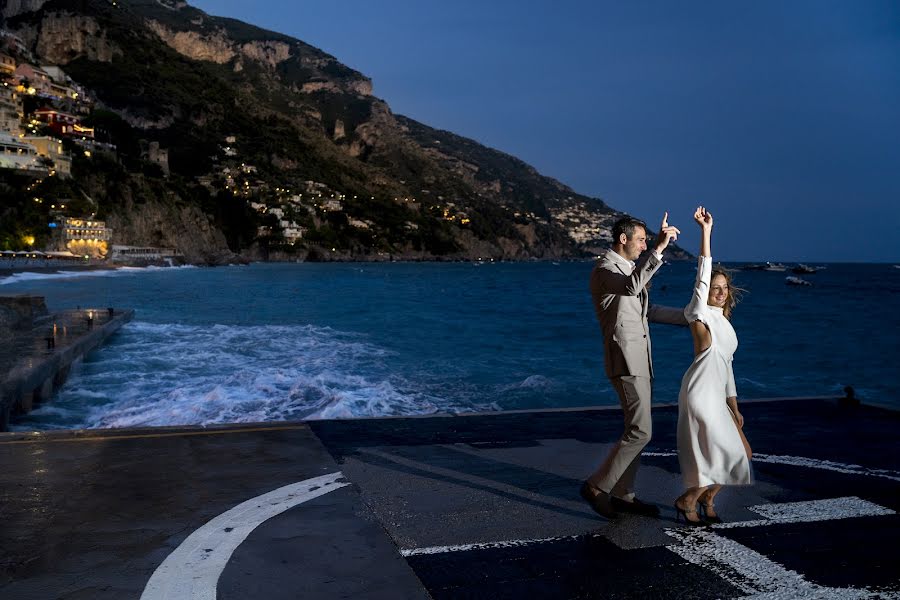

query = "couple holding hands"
[582, 207, 753, 525]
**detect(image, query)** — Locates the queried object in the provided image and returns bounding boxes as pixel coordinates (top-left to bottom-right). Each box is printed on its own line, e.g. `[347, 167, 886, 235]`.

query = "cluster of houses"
[435, 202, 471, 225]
[249, 180, 350, 245]
[0, 30, 101, 179]
[0, 31, 177, 262]
[0, 30, 105, 260]
[549, 200, 616, 244]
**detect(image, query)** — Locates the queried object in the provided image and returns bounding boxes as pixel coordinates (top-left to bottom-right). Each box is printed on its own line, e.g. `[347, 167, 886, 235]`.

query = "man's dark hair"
[612, 216, 647, 244]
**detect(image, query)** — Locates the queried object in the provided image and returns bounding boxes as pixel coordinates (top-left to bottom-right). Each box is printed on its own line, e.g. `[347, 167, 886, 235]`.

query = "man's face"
[621, 227, 647, 261]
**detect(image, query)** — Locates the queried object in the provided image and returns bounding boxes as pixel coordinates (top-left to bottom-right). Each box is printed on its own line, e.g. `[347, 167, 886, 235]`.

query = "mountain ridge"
[0, 0, 689, 263]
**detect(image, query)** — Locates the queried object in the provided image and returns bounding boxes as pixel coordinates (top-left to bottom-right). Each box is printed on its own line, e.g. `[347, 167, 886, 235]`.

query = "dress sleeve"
[726, 358, 737, 397]
[683, 256, 712, 324]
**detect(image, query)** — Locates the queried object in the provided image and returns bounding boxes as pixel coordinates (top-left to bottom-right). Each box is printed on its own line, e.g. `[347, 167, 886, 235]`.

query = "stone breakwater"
[0, 295, 133, 430]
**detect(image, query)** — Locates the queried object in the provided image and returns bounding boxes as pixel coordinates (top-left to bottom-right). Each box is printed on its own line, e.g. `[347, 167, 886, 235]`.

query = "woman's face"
[709, 274, 729, 308]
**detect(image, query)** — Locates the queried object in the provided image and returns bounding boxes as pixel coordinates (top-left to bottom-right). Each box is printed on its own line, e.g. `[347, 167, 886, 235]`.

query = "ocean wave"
[499, 375, 556, 392]
[17, 321, 487, 430]
[0, 265, 197, 285]
[736, 377, 769, 389]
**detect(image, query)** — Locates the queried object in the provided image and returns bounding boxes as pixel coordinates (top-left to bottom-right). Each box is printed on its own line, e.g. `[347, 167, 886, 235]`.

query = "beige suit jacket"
[590, 249, 686, 379]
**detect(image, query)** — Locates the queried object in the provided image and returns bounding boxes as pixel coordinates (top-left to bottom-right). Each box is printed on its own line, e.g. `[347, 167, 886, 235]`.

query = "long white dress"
[677, 256, 752, 488]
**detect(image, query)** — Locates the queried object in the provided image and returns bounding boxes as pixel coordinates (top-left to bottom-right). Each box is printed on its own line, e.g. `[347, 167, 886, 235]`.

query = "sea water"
[2, 261, 897, 430]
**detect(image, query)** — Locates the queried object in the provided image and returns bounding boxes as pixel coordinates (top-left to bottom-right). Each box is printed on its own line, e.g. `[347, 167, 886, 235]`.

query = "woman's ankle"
[699, 488, 719, 506]
[675, 495, 696, 510]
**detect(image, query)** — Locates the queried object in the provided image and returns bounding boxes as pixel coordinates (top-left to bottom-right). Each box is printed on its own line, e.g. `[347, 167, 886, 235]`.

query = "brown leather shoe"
[611, 496, 661, 517]
[580, 482, 617, 519]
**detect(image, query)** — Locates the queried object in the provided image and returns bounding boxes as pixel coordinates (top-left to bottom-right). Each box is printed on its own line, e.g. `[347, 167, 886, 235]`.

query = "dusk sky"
[191, 0, 900, 262]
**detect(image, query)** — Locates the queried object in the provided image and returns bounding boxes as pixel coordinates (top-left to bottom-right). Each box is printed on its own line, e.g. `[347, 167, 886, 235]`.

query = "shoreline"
[0, 264, 121, 279]
[1, 256, 896, 281]
[0, 257, 598, 279]
[9, 393, 894, 434]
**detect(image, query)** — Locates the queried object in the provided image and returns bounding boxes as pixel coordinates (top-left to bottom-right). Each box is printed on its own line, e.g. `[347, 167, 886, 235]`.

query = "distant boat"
[785, 276, 812, 286]
[764, 262, 787, 272]
[791, 264, 818, 274]
[894, 265, 900, 269]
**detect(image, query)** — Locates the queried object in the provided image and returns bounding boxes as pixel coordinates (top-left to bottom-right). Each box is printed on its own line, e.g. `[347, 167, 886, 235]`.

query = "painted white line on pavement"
[140, 471, 349, 600]
[402, 496, 895, 559]
[403, 448, 900, 595]
[751, 454, 900, 482]
[712, 495, 895, 529]
[664, 496, 897, 598]
[643, 451, 900, 482]
[665, 527, 887, 599]
[401, 532, 602, 557]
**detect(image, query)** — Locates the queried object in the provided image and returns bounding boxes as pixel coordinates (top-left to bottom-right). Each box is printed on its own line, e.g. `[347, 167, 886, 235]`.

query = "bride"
[674, 206, 753, 525]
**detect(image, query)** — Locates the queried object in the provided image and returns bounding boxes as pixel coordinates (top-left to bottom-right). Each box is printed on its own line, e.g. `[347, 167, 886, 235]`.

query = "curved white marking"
[140, 471, 349, 600]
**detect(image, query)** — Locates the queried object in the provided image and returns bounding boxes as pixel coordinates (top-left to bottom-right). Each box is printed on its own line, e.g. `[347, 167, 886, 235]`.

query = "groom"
[581, 213, 686, 518]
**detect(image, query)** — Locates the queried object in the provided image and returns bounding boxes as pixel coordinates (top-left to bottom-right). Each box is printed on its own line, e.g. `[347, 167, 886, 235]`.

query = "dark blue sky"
[191, 1, 900, 262]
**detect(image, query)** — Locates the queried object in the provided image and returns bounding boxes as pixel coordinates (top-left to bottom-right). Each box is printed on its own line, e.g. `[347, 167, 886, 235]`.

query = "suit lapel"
[610, 253, 647, 315]
[612, 258, 630, 277]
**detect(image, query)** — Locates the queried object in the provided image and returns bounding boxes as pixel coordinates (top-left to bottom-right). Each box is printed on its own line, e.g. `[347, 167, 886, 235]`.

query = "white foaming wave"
[499, 375, 555, 391]
[737, 376, 769, 389]
[41, 321, 480, 429]
[0, 265, 197, 285]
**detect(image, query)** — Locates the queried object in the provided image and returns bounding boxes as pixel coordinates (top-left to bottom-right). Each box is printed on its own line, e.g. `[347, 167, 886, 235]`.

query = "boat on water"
[764, 262, 787, 272]
[785, 275, 812, 286]
[791, 264, 819, 274]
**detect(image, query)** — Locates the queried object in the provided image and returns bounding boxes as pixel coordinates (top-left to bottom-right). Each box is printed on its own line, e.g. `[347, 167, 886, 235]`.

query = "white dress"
[677, 256, 752, 488]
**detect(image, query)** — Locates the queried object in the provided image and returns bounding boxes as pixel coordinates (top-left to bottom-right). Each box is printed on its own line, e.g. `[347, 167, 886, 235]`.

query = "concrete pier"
[0, 300, 134, 430]
[0, 397, 897, 599]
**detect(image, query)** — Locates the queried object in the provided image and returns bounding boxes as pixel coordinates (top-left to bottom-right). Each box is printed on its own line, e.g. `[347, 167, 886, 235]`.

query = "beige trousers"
[588, 375, 653, 499]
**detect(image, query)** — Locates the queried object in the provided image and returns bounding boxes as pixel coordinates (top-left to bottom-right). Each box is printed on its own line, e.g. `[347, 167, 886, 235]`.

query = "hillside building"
[14, 63, 53, 95]
[22, 135, 72, 178]
[0, 132, 41, 173]
[109, 245, 181, 264]
[51, 216, 112, 259]
[141, 140, 169, 176]
[0, 31, 29, 58]
[282, 224, 305, 244]
[0, 53, 16, 76]
[33, 108, 94, 139]
[0, 85, 21, 134]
